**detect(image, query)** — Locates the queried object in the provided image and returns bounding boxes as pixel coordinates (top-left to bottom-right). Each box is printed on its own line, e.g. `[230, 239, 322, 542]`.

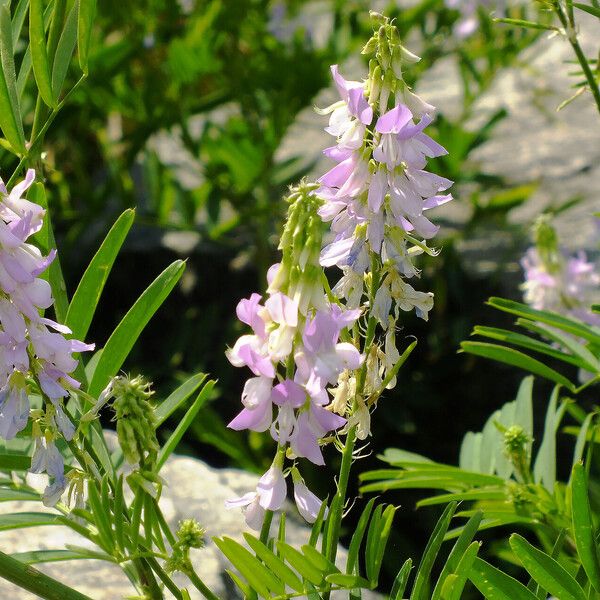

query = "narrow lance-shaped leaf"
[461, 341, 576, 392]
[51, 1, 78, 100]
[30, 0, 55, 107]
[88, 260, 185, 397]
[0, 2, 26, 154]
[77, 0, 96, 73]
[469, 557, 539, 600]
[510, 534, 586, 600]
[65, 209, 135, 341]
[571, 462, 600, 593]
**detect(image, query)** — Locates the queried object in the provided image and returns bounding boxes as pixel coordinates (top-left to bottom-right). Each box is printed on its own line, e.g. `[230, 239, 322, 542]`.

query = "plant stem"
[183, 565, 221, 600]
[553, 0, 600, 115]
[260, 509, 274, 544]
[0, 549, 92, 600]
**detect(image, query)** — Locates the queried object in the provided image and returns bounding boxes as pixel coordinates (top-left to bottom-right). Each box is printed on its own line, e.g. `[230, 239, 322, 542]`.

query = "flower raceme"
[0, 170, 94, 505]
[226, 17, 452, 531]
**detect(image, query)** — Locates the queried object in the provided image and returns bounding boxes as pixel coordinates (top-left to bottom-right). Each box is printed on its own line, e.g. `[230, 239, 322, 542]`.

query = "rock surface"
[0, 448, 380, 599]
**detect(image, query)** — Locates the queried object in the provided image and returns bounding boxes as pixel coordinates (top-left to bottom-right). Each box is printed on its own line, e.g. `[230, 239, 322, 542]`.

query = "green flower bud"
[176, 519, 206, 550]
[112, 375, 159, 468]
[533, 215, 560, 273]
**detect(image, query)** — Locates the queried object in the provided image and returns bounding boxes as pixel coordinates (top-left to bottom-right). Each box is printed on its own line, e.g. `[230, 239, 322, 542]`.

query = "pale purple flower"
[30, 435, 67, 507]
[228, 376, 273, 432]
[293, 480, 327, 523]
[0, 376, 29, 440]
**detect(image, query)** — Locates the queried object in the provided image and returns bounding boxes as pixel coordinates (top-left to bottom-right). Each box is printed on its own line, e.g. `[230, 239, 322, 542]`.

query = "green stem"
[0, 549, 92, 600]
[325, 424, 357, 566]
[553, 1, 600, 115]
[183, 565, 221, 600]
[260, 509, 275, 544]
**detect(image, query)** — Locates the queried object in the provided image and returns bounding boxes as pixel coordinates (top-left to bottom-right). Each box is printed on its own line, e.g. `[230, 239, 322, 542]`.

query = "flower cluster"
[521, 217, 600, 326]
[317, 23, 452, 327]
[226, 15, 451, 531]
[0, 170, 94, 505]
[226, 185, 364, 528]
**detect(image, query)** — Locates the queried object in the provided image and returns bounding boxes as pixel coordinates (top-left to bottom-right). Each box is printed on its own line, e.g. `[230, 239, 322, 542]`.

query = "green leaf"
[243, 534, 303, 593]
[473, 326, 581, 368]
[29, 183, 70, 323]
[410, 502, 457, 600]
[571, 462, 600, 593]
[493, 17, 559, 30]
[346, 498, 375, 574]
[0, 512, 59, 530]
[487, 297, 600, 345]
[417, 489, 506, 507]
[0, 3, 26, 154]
[277, 541, 324, 586]
[77, 0, 96, 73]
[214, 536, 284, 597]
[445, 541, 481, 600]
[533, 386, 564, 491]
[86, 482, 114, 552]
[0, 487, 40, 501]
[390, 559, 412, 600]
[460, 341, 576, 392]
[301, 544, 338, 576]
[29, 0, 55, 107]
[66, 209, 135, 342]
[572, 413, 594, 468]
[51, 0, 77, 99]
[156, 379, 215, 469]
[366, 504, 395, 586]
[573, 2, 600, 18]
[509, 534, 586, 600]
[154, 372, 208, 426]
[469, 557, 539, 600]
[432, 511, 483, 600]
[0, 454, 31, 470]
[326, 573, 372, 589]
[0, 549, 92, 600]
[11, 0, 29, 45]
[12, 549, 103, 564]
[517, 320, 600, 374]
[88, 260, 185, 397]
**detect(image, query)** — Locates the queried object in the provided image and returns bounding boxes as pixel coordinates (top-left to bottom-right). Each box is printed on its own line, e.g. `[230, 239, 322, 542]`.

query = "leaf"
[573, 2, 600, 18]
[472, 326, 582, 368]
[243, 534, 303, 593]
[509, 534, 586, 600]
[572, 413, 594, 468]
[88, 260, 185, 397]
[0, 3, 26, 154]
[417, 489, 506, 507]
[445, 541, 481, 600]
[214, 536, 284, 597]
[326, 573, 372, 589]
[86, 482, 114, 552]
[0, 454, 31, 470]
[493, 17, 560, 30]
[571, 462, 600, 593]
[410, 502, 457, 600]
[366, 504, 395, 586]
[0, 487, 40, 501]
[533, 386, 563, 491]
[51, 0, 78, 99]
[346, 498, 376, 574]
[432, 511, 483, 600]
[154, 372, 208, 426]
[469, 557, 539, 599]
[460, 342, 576, 392]
[77, 0, 96, 73]
[517, 320, 600, 373]
[277, 541, 324, 585]
[29, 0, 55, 107]
[0, 512, 59, 530]
[12, 549, 101, 564]
[66, 209, 135, 342]
[156, 379, 215, 469]
[487, 297, 600, 345]
[11, 0, 29, 44]
[390, 559, 412, 600]
[0, 549, 92, 600]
